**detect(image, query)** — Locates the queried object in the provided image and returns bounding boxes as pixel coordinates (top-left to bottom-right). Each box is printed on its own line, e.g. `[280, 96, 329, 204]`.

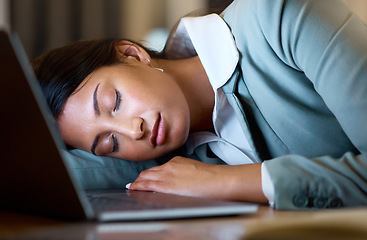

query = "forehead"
[57, 77, 96, 150]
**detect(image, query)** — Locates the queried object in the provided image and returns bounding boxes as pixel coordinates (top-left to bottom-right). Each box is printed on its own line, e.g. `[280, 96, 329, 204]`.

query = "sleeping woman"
[32, 0, 367, 210]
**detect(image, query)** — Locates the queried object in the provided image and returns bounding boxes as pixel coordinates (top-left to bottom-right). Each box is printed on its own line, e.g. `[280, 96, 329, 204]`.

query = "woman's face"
[58, 59, 190, 161]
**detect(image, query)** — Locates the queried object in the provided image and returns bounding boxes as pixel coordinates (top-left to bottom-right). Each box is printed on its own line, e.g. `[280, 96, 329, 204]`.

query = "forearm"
[129, 157, 268, 203]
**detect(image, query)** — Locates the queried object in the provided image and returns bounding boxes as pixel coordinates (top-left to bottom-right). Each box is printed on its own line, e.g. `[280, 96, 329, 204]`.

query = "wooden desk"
[1, 206, 367, 239]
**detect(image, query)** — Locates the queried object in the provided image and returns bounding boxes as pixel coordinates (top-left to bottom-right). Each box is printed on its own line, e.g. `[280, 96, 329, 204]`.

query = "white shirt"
[178, 14, 275, 206]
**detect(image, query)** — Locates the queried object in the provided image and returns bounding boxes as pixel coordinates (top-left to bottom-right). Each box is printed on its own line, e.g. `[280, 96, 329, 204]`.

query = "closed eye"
[114, 90, 121, 112]
[112, 134, 119, 152]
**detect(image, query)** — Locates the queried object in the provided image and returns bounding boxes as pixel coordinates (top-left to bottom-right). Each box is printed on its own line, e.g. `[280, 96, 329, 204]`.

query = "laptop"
[0, 29, 258, 221]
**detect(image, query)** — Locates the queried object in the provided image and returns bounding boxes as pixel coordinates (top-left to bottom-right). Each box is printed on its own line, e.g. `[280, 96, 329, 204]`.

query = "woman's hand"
[128, 156, 268, 203]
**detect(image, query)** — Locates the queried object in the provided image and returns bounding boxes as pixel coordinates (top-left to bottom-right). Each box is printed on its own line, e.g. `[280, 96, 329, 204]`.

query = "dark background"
[10, 0, 233, 59]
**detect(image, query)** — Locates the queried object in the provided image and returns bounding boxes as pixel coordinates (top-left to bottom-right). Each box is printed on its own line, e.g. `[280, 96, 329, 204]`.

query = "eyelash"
[114, 90, 121, 112]
[111, 90, 121, 153]
[112, 134, 119, 153]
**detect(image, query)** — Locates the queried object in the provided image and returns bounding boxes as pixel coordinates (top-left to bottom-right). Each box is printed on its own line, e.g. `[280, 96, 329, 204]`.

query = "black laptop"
[0, 29, 258, 221]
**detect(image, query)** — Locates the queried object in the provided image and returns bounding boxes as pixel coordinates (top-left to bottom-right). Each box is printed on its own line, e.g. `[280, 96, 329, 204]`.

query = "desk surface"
[1, 205, 367, 240]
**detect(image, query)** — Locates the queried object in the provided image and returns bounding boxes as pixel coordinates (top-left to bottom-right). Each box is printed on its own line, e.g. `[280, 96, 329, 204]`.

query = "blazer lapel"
[221, 67, 272, 162]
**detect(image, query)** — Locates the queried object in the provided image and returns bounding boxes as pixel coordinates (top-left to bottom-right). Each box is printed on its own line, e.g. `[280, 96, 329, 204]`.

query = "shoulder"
[222, 0, 352, 61]
[223, 0, 350, 28]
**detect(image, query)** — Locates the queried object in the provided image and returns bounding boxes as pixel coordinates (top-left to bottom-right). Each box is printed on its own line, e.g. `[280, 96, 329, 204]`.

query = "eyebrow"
[93, 83, 101, 116]
[91, 82, 101, 154]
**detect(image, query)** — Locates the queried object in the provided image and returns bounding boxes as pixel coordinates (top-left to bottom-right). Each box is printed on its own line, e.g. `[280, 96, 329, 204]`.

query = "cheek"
[58, 113, 95, 151]
[58, 123, 92, 151]
[163, 87, 191, 146]
[172, 109, 191, 145]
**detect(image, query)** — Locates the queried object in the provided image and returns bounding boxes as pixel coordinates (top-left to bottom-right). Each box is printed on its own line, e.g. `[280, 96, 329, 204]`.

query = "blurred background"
[0, 0, 366, 59]
[0, 0, 232, 59]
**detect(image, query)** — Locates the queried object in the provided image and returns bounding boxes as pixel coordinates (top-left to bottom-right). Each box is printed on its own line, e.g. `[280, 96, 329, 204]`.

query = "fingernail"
[125, 183, 131, 189]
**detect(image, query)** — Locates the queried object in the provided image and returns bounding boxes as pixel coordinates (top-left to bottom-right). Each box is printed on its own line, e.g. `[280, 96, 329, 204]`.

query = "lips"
[150, 114, 165, 147]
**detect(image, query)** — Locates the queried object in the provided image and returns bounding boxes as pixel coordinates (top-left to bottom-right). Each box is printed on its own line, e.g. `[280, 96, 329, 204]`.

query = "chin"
[172, 126, 190, 149]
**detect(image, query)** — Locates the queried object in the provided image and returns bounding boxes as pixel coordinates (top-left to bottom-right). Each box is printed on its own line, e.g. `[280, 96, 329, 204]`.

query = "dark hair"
[31, 38, 163, 119]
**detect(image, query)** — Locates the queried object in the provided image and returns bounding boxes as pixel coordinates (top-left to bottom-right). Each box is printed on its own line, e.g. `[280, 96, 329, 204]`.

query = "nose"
[129, 117, 144, 140]
[104, 117, 144, 140]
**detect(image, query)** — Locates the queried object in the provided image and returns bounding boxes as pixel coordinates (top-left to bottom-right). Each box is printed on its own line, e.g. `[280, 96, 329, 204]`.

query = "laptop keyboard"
[87, 193, 173, 212]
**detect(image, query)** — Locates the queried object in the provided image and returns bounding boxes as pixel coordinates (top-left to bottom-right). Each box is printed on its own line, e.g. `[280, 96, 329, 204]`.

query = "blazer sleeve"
[255, 0, 367, 209]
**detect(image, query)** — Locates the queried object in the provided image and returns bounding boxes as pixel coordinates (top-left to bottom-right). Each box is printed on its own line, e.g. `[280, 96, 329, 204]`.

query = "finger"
[135, 167, 172, 182]
[145, 165, 162, 171]
[129, 180, 166, 192]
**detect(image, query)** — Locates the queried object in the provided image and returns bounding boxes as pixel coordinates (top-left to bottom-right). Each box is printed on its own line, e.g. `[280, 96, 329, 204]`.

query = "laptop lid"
[0, 29, 94, 220]
[0, 29, 258, 221]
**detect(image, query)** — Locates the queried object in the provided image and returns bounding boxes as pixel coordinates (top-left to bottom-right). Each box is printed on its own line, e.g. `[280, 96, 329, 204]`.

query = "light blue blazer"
[217, 0, 367, 209]
[66, 0, 367, 210]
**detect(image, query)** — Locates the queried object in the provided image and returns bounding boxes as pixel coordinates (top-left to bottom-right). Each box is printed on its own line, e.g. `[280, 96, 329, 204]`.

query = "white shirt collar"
[180, 14, 239, 90]
[177, 14, 255, 165]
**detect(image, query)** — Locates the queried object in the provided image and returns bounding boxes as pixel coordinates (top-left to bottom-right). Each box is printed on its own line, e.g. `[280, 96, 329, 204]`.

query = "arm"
[129, 156, 268, 203]
[256, 0, 367, 149]
[254, 0, 367, 209]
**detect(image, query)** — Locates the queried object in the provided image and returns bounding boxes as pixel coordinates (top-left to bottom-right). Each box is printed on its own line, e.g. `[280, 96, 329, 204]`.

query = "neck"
[152, 56, 215, 132]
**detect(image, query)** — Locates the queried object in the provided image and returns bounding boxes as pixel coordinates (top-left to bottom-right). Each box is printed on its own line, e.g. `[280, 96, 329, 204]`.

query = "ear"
[115, 40, 151, 65]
